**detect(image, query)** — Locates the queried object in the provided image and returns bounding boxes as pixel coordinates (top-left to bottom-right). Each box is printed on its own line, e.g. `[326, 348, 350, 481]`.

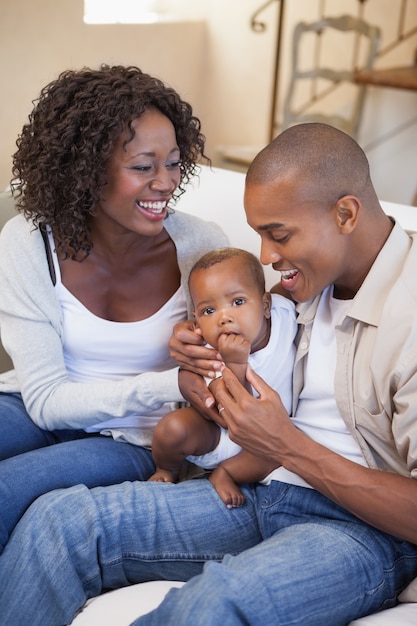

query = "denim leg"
[0, 436, 155, 555]
[0, 480, 262, 626]
[134, 483, 417, 626]
[0, 393, 54, 459]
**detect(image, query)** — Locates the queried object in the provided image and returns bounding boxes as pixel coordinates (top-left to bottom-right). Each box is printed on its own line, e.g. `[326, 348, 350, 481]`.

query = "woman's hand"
[169, 320, 223, 377]
[178, 369, 227, 425]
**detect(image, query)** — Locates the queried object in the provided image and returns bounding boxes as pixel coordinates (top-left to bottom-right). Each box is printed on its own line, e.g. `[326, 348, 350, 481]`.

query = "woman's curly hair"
[12, 64, 209, 258]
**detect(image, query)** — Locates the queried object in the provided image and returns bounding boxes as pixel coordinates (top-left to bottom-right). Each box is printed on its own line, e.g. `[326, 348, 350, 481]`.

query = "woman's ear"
[336, 195, 360, 233]
[263, 292, 272, 319]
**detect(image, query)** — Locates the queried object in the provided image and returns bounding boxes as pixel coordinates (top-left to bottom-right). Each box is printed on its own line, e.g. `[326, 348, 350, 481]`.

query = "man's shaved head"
[246, 123, 376, 205]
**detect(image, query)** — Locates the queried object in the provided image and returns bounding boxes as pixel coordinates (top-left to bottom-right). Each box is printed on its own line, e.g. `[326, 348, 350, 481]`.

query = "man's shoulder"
[399, 231, 417, 292]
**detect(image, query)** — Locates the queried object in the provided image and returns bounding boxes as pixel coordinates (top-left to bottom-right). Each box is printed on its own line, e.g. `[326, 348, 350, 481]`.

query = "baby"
[149, 247, 296, 508]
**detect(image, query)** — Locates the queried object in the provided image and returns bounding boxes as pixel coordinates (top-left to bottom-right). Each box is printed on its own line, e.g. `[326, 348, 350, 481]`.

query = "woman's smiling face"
[96, 107, 181, 237]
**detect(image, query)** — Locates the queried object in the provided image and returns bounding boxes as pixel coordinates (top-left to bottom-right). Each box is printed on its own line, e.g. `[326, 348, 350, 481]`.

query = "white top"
[0, 210, 228, 434]
[49, 230, 186, 438]
[264, 285, 368, 488]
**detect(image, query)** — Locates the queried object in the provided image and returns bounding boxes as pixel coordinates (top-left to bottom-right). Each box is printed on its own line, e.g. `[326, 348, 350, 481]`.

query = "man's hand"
[169, 320, 223, 378]
[213, 365, 293, 463]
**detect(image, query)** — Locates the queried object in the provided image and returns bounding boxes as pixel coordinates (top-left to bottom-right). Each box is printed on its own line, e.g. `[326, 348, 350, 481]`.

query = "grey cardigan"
[0, 211, 228, 431]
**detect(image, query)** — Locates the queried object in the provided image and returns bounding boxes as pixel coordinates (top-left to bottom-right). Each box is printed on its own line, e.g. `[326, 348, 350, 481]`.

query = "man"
[1, 123, 417, 625]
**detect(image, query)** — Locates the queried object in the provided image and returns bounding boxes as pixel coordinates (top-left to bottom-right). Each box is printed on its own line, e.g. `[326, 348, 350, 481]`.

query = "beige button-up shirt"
[293, 221, 417, 478]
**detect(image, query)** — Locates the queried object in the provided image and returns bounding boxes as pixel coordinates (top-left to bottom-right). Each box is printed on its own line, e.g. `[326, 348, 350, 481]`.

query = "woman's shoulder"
[0, 213, 39, 241]
[0, 214, 46, 270]
[166, 209, 222, 230]
[165, 209, 229, 244]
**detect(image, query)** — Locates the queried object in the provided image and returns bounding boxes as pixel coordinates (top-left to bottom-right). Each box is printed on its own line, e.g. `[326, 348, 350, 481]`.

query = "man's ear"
[263, 292, 272, 319]
[335, 195, 360, 233]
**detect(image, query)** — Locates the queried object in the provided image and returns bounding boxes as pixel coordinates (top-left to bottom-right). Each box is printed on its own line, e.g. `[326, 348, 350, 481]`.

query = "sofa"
[1, 166, 417, 625]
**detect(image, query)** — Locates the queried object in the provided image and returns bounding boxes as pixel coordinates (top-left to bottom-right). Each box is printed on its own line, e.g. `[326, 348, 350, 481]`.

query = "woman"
[0, 64, 228, 554]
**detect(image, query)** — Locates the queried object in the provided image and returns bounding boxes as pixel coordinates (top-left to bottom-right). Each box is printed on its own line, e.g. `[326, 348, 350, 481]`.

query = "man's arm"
[214, 366, 417, 545]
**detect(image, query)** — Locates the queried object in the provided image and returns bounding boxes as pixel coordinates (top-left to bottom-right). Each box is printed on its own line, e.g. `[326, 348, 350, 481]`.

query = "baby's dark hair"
[12, 64, 208, 258]
[189, 247, 266, 295]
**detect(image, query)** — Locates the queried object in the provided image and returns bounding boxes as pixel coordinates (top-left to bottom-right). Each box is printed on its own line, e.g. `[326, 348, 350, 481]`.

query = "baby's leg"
[210, 450, 277, 508]
[209, 464, 246, 509]
[149, 407, 220, 483]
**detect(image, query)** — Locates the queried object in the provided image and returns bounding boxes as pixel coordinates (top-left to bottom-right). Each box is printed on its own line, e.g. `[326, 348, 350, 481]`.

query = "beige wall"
[205, 0, 417, 205]
[0, 0, 207, 188]
[1, 0, 416, 204]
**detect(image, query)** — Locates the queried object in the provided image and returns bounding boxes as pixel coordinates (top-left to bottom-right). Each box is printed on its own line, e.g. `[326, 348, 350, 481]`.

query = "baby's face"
[190, 257, 271, 353]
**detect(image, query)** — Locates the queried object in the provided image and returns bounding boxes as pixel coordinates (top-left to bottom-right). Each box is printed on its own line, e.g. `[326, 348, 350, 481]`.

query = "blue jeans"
[0, 393, 155, 554]
[0, 479, 416, 626]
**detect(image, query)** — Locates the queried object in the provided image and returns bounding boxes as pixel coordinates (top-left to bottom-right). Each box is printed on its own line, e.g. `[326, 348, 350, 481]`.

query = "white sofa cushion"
[71, 581, 185, 625]
[70, 580, 416, 625]
[350, 603, 417, 625]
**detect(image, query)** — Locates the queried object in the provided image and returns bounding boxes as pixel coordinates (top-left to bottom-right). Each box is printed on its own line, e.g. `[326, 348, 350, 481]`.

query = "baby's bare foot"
[209, 466, 246, 508]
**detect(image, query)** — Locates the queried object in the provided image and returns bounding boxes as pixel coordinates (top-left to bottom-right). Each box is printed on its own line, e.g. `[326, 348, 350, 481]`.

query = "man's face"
[244, 176, 350, 303]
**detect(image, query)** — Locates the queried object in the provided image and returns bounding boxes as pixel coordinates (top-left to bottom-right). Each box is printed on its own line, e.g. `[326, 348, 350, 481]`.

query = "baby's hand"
[218, 333, 250, 365]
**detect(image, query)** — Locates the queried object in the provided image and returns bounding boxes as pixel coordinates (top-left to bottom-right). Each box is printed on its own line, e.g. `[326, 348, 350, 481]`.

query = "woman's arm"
[0, 212, 231, 431]
[2, 296, 184, 431]
[0, 218, 184, 430]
